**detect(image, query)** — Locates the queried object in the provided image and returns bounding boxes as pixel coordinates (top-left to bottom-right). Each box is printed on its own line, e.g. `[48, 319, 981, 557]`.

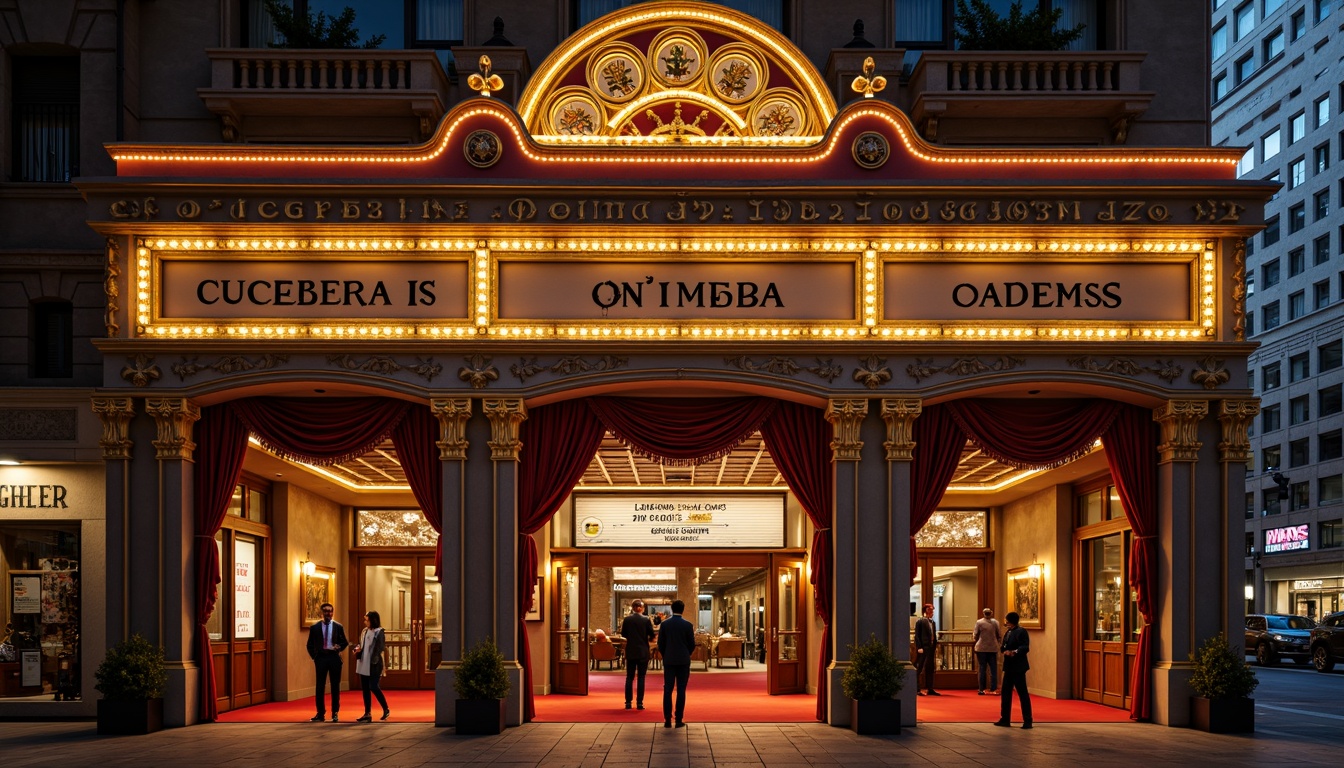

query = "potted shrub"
[94, 634, 167, 735]
[1188, 632, 1258, 733]
[841, 634, 907, 735]
[453, 637, 510, 734]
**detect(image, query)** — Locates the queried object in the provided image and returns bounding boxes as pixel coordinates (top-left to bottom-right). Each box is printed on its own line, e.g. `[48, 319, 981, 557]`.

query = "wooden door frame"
[1071, 521, 1135, 708]
[350, 550, 436, 689]
[211, 517, 272, 713]
[911, 551, 993, 690]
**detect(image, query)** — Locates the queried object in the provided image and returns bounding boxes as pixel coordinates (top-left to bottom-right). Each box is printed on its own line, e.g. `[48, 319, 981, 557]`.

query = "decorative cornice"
[1191, 356, 1231, 390]
[145, 397, 201, 460]
[1153, 400, 1207, 463]
[104, 237, 121, 338]
[853, 356, 891, 389]
[483, 398, 526, 461]
[880, 398, 921, 462]
[173, 354, 290, 380]
[825, 398, 867, 461]
[1232, 237, 1246, 343]
[121, 354, 161, 387]
[1216, 399, 1260, 464]
[906, 355, 1026, 384]
[329, 354, 442, 381]
[724, 355, 842, 382]
[511, 355, 628, 382]
[1066, 356, 1182, 383]
[460, 354, 500, 389]
[431, 398, 473, 460]
[91, 397, 135, 460]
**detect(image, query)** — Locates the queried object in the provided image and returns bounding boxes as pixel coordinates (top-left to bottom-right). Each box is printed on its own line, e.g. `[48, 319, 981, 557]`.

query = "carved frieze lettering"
[145, 398, 201, 460]
[1154, 400, 1208, 463]
[880, 399, 922, 462]
[91, 398, 135, 460]
[431, 398, 473, 461]
[1216, 399, 1260, 464]
[825, 399, 868, 461]
[483, 398, 526, 461]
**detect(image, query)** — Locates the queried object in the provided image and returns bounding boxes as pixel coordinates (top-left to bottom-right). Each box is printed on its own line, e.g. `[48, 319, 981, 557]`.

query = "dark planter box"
[851, 697, 901, 735]
[97, 698, 164, 735]
[1190, 696, 1254, 733]
[455, 698, 506, 735]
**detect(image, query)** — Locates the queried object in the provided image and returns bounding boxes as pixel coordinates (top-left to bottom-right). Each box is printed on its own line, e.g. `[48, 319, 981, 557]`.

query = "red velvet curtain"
[193, 405, 251, 722]
[944, 399, 1123, 469]
[587, 396, 777, 464]
[229, 397, 411, 465]
[391, 406, 444, 576]
[1100, 404, 1159, 722]
[759, 400, 832, 721]
[516, 400, 606, 721]
[909, 405, 965, 583]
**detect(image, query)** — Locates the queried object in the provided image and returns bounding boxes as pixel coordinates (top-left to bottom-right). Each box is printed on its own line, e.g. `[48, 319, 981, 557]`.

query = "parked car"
[1245, 613, 1315, 666]
[1309, 611, 1344, 672]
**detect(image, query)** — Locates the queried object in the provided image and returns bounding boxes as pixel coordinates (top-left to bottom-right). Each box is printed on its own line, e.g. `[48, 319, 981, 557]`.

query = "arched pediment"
[516, 1, 836, 142]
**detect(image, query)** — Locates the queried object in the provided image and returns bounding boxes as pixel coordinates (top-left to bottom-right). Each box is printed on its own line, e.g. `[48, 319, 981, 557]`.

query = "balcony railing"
[198, 48, 455, 143]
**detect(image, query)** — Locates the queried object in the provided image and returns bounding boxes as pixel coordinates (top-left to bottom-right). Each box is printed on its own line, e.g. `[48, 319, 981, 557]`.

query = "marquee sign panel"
[573, 493, 786, 548]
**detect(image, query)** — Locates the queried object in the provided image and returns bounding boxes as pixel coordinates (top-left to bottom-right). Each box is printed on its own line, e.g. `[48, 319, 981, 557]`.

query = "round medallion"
[852, 131, 890, 170]
[546, 89, 605, 136]
[648, 28, 707, 88]
[747, 89, 806, 138]
[463, 129, 502, 168]
[587, 43, 647, 105]
[706, 45, 767, 105]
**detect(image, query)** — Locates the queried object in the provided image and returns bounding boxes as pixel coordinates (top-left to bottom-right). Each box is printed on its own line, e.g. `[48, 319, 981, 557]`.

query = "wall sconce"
[300, 552, 316, 577]
[1027, 563, 1042, 579]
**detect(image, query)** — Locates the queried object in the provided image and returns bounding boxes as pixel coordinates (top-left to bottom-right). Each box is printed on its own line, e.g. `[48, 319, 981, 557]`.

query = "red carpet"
[216, 689, 436, 723]
[915, 689, 1133, 723]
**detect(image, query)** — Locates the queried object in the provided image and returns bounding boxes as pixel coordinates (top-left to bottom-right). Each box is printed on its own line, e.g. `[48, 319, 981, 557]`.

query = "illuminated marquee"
[1264, 524, 1310, 554]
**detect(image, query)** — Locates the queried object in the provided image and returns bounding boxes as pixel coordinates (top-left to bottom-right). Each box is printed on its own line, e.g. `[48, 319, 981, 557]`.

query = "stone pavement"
[0, 720, 1339, 767]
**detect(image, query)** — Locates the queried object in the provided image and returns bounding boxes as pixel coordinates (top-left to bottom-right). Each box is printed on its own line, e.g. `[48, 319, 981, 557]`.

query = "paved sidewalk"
[0, 720, 1339, 767]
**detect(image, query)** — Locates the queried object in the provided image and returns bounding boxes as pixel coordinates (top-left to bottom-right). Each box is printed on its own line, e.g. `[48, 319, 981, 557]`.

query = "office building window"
[1290, 437, 1311, 467]
[1290, 156, 1306, 187]
[1315, 189, 1331, 221]
[1317, 94, 1332, 128]
[1236, 2, 1255, 38]
[1291, 111, 1306, 143]
[1291, 394, 1311, 424]
[1265, 492, 1283, 515]
[1212, 22, 1228, 59]
[1318, 143, 1332, 173]
[410, 0, 465, 47]
[1263, 301, 1281, 330]
[1263, 0, 1285, 14]
[1291, 481, 1310, 510]
[1247, 312, 1256, 335]
[10, 56, 80, 183]
[1321, 429, 1343, 460]
[1322, 385, 1343, 416]
[1263, 128, 1282, 160]
[893, 1, 1101, 52]
[30, 300, 73, 378]
[1290, 247, 1306, 275]
[1264, 444, 1282, 471]
[1263, 28, 1284, 59]
[1316, 279, 1332, 309]
[1320, 475, 1343, 505]
[1263, 403, 1282, 431]
[1320, 339, 1342, 370]
[1315, 0, 1333, 24]
[1321, 519, 1343, 548]
[1238, 147, 1255, 176]
[1235, 52, 1255, 82]
[1213, 74, 1229, 101]
[1246, 493, 1256, 520]
[1316, 234, 1332, 265]
[1290, 203, 1306, 232]
[1263, 361, 1281, 389]
[1290, 351, 1311, 380]
[1290, 290, 1306, 319]
[1291, 7, 1306, 38]
[1263, 257, 1281, 286]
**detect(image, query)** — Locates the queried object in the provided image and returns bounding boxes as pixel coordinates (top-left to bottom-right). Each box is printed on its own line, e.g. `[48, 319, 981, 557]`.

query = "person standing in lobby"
[620, 599, 654, 710]
[657, 599, 696, 728]
[995, 611, 1033, 729]
[352, 610, 390, 722]
[973, 607, 1002, 695]
[306, 602, 348, 722]
[914, 603, 940, 696]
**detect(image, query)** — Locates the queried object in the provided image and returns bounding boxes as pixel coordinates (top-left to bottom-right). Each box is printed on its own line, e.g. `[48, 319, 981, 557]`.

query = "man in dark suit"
[994, 611, 1033, 729]
[656, 598, 696, 728]
[306, 602, 349, 722]
[620, 599, 655, 710]
[914, 603, 940, 696]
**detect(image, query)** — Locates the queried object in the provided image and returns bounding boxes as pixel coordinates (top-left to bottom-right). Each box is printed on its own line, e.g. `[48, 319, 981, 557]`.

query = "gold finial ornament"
[468, 55, 505, 98]
[850, 57, 887, 99]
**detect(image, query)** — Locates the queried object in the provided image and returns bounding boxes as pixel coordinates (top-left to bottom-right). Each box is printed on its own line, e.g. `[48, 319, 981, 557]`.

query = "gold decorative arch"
[517, 1, 837, 143]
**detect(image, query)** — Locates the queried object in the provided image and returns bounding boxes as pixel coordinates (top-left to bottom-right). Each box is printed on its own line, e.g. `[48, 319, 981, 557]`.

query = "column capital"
[1153, 400, 1207, 463]
[146, 397, 201, 460]
[880, 398, 922, 462]
[483, 398, 526, 461]
[431, 398, 473, 460]
[1216, 399, 1260, 464]
[825, 398, 868, 462]
[91, 396, 135, 460]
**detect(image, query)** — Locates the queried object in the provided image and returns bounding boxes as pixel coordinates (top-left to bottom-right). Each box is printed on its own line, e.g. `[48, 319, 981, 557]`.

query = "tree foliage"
[1189, 632, 1259, 700]
[841, 634, 907, 700]
[953, 0, 1086, 51]
[263, 0, 385, 49]
[94, 634, 168, 701]
[454, 637, 511, 700]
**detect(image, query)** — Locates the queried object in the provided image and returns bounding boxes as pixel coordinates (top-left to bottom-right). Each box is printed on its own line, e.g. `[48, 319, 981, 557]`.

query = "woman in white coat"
[352, 610, 390, 721]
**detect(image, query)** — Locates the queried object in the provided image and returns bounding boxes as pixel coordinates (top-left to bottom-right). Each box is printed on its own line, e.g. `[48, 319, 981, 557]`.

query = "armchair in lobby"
[714, 637, 744, 668]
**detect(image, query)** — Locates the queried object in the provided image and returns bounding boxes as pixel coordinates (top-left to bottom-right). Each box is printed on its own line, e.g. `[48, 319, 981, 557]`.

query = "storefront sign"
[499, 261, 854, 320]
[614, 583, 678, 592]
[885, 262, 1191, 321]
[1264, 524, 1310, 554]
[0, 484, 69, 509]
[159, 260, 469, 319]
[1293, 580, 1324, 590]
[574, 494, 785, 548]
[234, 539, 256, 639]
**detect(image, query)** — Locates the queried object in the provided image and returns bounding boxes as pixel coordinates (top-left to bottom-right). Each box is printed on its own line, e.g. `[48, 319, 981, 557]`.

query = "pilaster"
[880, 398, 919, 726]
[483, 397, 526, 727]
[824, 398, 866, 726]
[93, 396, 135, 643]
[1217, 399, 1259, 637]
[431, 398, 471, 727]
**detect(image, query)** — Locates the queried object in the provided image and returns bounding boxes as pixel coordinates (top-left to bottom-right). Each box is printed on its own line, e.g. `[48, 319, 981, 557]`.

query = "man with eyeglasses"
[306, 602, 349, 722]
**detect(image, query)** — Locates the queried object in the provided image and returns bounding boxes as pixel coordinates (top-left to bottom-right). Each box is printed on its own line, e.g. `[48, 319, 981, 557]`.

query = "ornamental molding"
[122, 354, 161, 387]
[328, 354, 442, 381]
[853, 356, 892, 390]
[0, 409, 78, 442]
[510, 355, 629, 382]
[459, 354, 499, 389]
[1216, 399, 1260, 464]
[1066, 356, 1182, 383]
[724, 355, 842, 382]
[906, 355, 1027, 384]
[91, 398, 135, 460]
[825, 398, 867, 461]
[104, 237, 121, 338]
[173, 354, 290, 381]
[483, 398, 526, 461]
[431, 398, 473, 461]
[1231, 238, 1246, 343]
[145, 397, 201, 460]
[880, 398, 921, 462]
[1190, 356, 1231, 390]
[1154, 400, 1207, 463]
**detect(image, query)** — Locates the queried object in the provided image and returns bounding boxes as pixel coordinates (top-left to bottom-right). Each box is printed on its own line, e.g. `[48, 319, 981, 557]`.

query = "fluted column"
[483, 397, 526, 726]
[881, 398, 920, 727]
[93, 396, 135, 644]
[824, 398, 867, 726]
[1218, 399, 1261, 619]
[431, 397, 472, 727]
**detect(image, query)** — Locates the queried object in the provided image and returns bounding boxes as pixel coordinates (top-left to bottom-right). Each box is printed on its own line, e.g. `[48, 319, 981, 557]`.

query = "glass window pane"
[915, 510, 987, 547]
[0, 523, 82, 700]
[1089, 534, 1124, 641]
[356, 509, 440, 547]
[895, 0, 944, 43]
[234, 535, 259, 640]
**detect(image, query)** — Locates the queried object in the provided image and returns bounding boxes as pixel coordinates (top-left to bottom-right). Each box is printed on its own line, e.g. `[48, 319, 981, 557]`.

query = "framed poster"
[1007, 565, 1044, 629]
[20, 649, 41, 687]
[526, 577, 543, 621]
[10, 572, 42, 615]
[300, 564, 335, 629]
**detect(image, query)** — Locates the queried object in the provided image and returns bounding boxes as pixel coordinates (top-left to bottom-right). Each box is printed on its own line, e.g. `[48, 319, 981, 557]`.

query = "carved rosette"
[145, 398, 201, 460]
[1153, 400, 1208, 463]
[880, 398, 921, 462]
[825, 399, 868, 461]
[432, 398, 473, 460]
[1216, 399, 1260, 464]
[483, 398, 526, 461]
[92, 397, 135, 460]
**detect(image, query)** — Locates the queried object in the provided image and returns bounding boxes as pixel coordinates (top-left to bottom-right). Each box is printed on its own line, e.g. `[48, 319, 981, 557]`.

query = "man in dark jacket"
[656, 599, 696, 728]
[914, 603, 940, 695]
[620, 599, 654, 710]
[305, 602, 349, 722]
[994, 611, 1033, 729]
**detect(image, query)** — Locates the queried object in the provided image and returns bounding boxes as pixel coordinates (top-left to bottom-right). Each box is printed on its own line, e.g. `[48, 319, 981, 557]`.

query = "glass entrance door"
[552, 555, 588, 695]
[356, 555, 439, 689]
[768, 555, 805, 694]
